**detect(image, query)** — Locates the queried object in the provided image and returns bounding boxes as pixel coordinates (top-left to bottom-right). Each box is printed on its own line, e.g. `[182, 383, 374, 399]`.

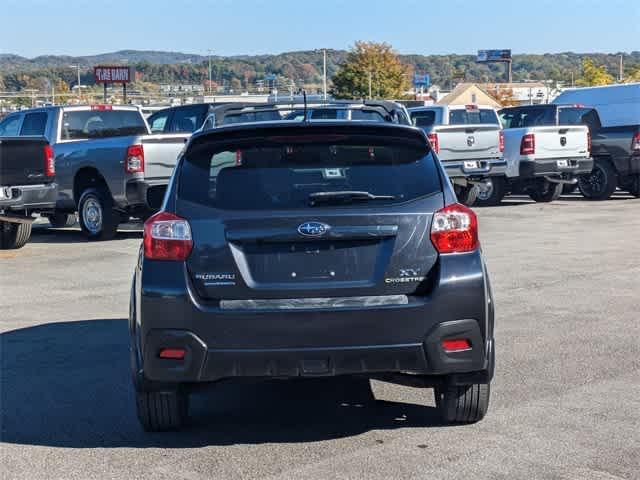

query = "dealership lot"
[1, 194, 639, 480]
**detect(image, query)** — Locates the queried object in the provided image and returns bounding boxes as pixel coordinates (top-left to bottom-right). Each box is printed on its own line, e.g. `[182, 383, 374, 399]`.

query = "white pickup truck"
[497, 105, 594, 203]
[409, 104, 506, 205]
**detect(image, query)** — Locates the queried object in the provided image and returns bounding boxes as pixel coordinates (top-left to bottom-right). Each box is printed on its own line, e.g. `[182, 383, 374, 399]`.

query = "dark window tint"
[350, 109, 385, 121]
[0, 115, 21, 136]
[411, 110, 436, 128]
[221, 110, 283, 125]
[148, 110, 170, 133]
[20, 112, 48, 136]
[170, 106, 205, 133]
[61, 109, 147, 140]
[179, 136, 440, 210]
[499, 107, 556, 128]
[449, 109, 499, 125]
[558, 108, 601, 130]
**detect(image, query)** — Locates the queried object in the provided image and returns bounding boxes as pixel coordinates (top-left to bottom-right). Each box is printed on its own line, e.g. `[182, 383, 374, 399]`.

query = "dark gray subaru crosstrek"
[130, 120, 495, 431]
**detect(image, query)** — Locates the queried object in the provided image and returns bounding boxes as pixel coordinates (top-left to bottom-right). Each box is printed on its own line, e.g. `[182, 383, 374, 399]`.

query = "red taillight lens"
[442, 338, 472, 352]
[520, 133, 535, 155]
[587, 130, 592, 154]
[631, 131, 640, 153]
[430, 203, 479, 254]
[499, 130, 504, 153]
[125, 144, 145, 173]
[427, 133, 439, 153]
[143, 211, 193, 261]
[44, 144, 55, 177]
[158, 348, 186, 360]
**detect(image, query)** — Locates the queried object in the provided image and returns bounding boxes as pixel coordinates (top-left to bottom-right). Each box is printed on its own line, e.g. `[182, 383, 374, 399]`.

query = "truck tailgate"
[517, 126, 589, 160]
[0, 137, 51, 186]
[141, 134, 189, 181]
[433, 125, 501, 162]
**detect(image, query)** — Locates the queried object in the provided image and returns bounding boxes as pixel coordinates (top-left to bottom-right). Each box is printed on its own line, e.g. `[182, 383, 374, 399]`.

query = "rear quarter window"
[179, 136, 441, 210]
[20, 112, 48, 136]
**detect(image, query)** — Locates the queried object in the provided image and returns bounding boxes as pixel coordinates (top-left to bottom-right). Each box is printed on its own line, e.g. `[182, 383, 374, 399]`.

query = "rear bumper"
[133, 251, 495, 384]
[124, 179, 168, 211]
[519, 157, 594, 178]
[442, 158, 507, 178]
[0, 183, 57, 213]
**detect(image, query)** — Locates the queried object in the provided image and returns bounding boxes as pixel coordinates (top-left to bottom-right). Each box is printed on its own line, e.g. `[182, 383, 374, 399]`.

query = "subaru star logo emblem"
[298, 222, 329, 237]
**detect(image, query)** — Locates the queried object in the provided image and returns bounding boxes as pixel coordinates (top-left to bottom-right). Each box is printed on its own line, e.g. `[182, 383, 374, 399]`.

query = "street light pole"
[70, 65, 81, 101]
[322, 48, 327, 101]
[208, 50, 213, 94]
[368, 70, 373, 99]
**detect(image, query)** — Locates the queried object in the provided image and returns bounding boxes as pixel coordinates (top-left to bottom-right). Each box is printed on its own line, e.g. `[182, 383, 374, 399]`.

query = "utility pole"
[619, 54, 623, 82]
[70, 65, 82, 101]
[571, 71, 575, 87]
[322, 48, 327, 101]
[368, 70, 372, 99]
[207, 49, 213, 93]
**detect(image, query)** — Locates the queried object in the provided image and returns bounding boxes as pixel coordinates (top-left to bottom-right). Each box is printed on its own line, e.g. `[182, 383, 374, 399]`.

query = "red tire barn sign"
[94, 66, 131, 83]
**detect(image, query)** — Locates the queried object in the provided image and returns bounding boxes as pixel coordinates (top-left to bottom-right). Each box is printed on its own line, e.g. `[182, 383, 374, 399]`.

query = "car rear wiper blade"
[309, 191, 396, 206]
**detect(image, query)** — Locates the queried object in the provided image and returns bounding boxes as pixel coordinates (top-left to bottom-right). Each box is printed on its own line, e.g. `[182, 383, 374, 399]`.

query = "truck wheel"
[454, 185, 478, 206]
[0, 221, 32, 249]
[578, 159, 617, 200]
[529, 181, 562, 202]
[78, 188, 119, 240]
[135, 388, 188, 432]
[48, 212, 77, 228]
[435, 383, 490, 424]
[619, 174, 640, 198]
[474, 177, 506, 207]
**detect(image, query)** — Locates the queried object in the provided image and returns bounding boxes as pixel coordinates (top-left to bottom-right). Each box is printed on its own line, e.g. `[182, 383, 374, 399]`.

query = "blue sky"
[1, 0, 637, 57]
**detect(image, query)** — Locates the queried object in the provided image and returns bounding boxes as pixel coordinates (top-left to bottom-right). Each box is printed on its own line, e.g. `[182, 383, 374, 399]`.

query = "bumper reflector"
[159, 348, 186, 360]
[442, 339, 471, 352]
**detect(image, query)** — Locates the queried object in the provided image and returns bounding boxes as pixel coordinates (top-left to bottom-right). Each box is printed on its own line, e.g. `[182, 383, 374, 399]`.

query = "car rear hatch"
[0, 137, 52, 186]
[175, 124, 444, 302]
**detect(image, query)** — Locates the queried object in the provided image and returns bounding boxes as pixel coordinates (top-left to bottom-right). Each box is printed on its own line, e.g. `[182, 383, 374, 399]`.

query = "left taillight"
[44, 144, 55, 177]
[499, 130, 504, 153]
[631, 131, 640, 153]
[125, 144, 144, 174]
[143, 211, 193, 261]
[430, 203, 479, 254]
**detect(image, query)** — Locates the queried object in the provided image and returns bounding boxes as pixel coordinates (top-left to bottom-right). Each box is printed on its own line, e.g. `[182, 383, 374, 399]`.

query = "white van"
[553, 83, 640, 128]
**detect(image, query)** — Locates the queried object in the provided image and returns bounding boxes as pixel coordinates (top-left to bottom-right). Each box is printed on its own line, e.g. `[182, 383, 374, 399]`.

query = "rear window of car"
[411, 110, 436, 128]
[221, 111, 283, 125]
[448, 108, 499, 125]
[20, 112, 48, 136]
[499, 107, 556, 128]
[179, 135, 441, 210]
[61, 109, 147, 140]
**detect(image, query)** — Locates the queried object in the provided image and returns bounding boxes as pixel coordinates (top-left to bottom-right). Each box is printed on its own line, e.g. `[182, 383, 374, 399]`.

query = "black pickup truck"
[0, 137, 57, 249]
[551, 105, 640, 199]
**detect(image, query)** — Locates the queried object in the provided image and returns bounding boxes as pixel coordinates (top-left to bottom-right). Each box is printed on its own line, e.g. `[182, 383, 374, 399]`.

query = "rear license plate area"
[556, 159, 569, 167]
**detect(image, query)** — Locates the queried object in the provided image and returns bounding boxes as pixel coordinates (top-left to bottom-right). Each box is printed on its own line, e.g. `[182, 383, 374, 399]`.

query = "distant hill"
[1, 49, 639, 94]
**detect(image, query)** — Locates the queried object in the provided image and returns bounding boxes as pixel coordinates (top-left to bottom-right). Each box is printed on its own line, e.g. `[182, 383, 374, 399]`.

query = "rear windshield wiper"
[309, 191, 396, 206]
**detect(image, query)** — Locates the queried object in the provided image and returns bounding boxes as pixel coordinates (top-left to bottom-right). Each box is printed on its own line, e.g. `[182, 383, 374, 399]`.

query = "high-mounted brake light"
[143, 211, 193, 261]
[159, 348, 186, 360]
[125, 144, 144, 173]
[427, 133, 439, 153]
[499, 130, 504, 153]
[465, 104, 478, 111]
[430, 203, 479, 254]
[520, 133, 535, 155]
[91, 104, 113, 111]
[442, 338, 472, 352]
[44, 144, 55, 177]
[631, 131, 640, 153]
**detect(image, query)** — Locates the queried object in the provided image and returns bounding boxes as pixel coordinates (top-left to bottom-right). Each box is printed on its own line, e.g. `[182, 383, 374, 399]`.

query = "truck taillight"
[587, 130, 592, 154]
[520, 134, 535, 155]
[632, 131, 640, 153]
[427, 133, 439, 154]
[430, 203, 479, 254]
[44, 144, 55, 177]
[125, 144, 144, 173]
[499, 130, 504, 153]
[143, 211, 193, 261]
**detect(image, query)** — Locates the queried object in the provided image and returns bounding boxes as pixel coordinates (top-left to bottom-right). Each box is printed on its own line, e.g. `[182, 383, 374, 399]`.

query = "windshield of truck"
[61, 109, 147, 140]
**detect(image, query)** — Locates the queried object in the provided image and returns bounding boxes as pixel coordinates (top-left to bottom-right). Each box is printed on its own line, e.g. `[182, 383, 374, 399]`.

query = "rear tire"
[454, 184, 478, 206]
[0, 221, 32, 249]
[435, 383, 490, 424]
[474, 177, 506, 207]
[135, 388, 188, 432]
[48, 212, 77, 228]
[578, 159, 618, 200]
[528, 181, 562, 202]
[78, 187, 119, 240]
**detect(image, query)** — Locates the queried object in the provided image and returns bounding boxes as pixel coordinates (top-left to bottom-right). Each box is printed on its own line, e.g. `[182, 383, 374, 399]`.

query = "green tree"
[624, 65, 640, 83]
[332, 41, 410, 99]
[576, 58, 615, 86]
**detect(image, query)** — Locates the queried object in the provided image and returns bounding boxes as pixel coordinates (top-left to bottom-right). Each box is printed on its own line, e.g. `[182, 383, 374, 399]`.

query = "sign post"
[476, 50, 512, 83]
[94, 66, 132, 103]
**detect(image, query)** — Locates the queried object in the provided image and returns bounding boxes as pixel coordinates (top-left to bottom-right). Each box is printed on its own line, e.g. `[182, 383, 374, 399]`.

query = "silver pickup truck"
[0, 106, 188, 239]
[409, 105, 506, 206]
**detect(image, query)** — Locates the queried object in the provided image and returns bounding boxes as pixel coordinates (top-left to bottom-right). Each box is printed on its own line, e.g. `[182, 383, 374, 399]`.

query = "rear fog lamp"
[442, 339, 472, 352]
[158, 348, 186, 360]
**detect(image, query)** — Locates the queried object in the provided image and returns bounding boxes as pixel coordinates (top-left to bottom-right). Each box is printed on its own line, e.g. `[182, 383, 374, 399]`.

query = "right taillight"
[44, 144, 55, 177]
[427, 132, 439, 154]
[143, 211, 193, 261]
[631, 131, 640, 153]
[499, 130, 504, 153]
[430, 203, 479, 254]
[520, 133, 535, 155]
[587, 130, 592, 154]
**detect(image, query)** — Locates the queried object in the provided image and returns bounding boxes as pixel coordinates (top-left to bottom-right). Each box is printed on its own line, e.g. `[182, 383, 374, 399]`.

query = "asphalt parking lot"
[1, 193, 639, 480]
